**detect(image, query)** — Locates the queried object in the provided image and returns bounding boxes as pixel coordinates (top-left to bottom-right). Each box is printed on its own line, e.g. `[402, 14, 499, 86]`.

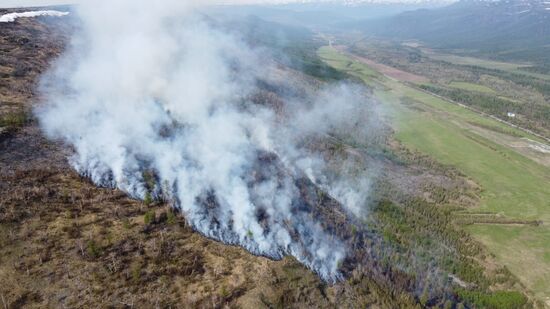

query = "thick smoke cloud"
[37, 0, 379, 281]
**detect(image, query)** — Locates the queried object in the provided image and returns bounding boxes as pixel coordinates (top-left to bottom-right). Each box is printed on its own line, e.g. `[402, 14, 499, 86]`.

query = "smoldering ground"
[36, 0, 384, 282]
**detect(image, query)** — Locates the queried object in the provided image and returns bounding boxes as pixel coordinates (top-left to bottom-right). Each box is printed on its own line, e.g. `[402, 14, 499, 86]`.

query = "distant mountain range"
[347, 0, 550, 62]
[256, 0, 455, 4]
[209, 1, 449, 30]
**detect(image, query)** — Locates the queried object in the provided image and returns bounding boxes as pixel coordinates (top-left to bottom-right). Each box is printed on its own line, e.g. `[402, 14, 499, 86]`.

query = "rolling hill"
[350, 0, 550, 63]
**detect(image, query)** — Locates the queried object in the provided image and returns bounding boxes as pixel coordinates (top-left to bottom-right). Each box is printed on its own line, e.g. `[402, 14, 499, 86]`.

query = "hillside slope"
[351, 0, 550, 62]
[0, 10, 533, 308]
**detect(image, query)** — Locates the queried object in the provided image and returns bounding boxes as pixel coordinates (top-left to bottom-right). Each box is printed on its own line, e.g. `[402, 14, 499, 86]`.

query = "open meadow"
[319, 46, 550, 305]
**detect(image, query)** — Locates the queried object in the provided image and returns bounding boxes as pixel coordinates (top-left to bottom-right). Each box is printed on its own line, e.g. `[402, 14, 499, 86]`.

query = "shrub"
[122, 217, 132, 229]
[219, 285, 230, 299]
[166, 210, 176, 225]
[86, 240, 102, 259]
[131, 262, 142, 283]
[144, 210, 156, 225]
[0, 111, 28, 128]
[457, 289, 528, 309]
[143, 192, 153, 206]
[142, 170, 156, 191]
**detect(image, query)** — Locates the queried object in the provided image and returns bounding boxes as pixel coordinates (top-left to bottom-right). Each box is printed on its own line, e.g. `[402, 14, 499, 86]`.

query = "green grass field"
[448, 81, 496, 94]
[318, 46, 550, 304]
[426, 52, 528, 71]
[425, 50, 550, 81]
[317, 48, 384, 86]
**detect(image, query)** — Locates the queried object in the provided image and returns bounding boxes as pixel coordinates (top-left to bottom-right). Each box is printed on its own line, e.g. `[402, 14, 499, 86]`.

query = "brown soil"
[353, 55, 428, 84]
[334, 46, 428, 84]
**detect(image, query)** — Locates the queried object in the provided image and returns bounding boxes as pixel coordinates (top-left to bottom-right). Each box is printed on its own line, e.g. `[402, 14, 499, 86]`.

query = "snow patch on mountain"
[0, 10, 69, 22]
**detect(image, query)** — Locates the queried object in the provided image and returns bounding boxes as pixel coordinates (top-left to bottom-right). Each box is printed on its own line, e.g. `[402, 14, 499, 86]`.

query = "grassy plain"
[318, 46, 550, 304]
[423, 50, 550, 81]
[424, 52, 528, 71]
[449, 81, 496, 94]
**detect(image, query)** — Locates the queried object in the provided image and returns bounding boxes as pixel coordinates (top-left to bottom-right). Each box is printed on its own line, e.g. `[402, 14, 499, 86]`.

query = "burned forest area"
[0, 9, 533, 309]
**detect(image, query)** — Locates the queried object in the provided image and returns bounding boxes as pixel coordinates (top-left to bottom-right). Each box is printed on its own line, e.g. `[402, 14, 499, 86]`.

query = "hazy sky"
[0, 0, 448, 9]
[0, 0, 73, 8]
[0, 0, 379, 8]
[0, 0, 272, 8]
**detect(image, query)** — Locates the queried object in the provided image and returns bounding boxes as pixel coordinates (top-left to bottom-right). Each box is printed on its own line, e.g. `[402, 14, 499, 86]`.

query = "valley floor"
[318, 46, 550, 305]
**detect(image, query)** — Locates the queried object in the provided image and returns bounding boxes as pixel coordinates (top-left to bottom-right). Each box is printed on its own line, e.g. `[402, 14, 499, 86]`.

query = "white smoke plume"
[0, 10, 69, 23]
[37, 0, 379, 281]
